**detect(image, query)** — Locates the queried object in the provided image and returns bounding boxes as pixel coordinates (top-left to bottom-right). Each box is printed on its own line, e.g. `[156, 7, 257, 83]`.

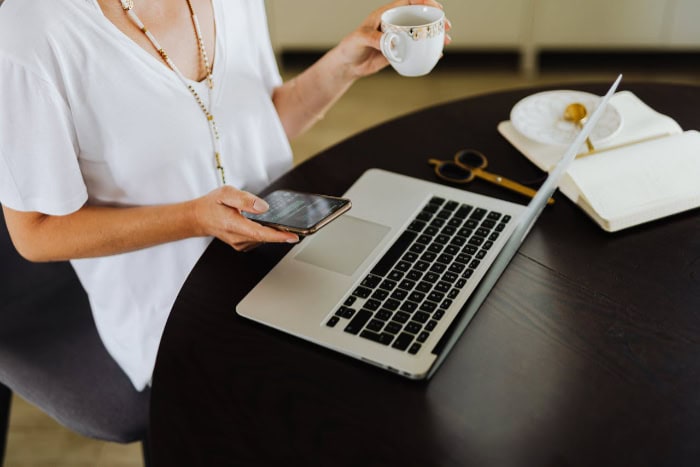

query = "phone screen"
[244, 190, 351, 234]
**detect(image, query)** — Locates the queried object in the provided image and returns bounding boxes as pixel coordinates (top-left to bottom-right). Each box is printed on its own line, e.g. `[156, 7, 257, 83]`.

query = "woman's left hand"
[335, 0, 452, 79]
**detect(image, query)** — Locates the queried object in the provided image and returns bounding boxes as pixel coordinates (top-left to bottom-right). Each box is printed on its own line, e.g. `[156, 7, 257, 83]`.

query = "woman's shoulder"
[0, 0, 98, 74]
[0, 0, 85, 27]
[0, 0, 98, 41]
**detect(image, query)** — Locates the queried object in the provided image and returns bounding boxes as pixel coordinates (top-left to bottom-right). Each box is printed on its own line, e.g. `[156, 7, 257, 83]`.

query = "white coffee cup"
[380, 5, 445, 77]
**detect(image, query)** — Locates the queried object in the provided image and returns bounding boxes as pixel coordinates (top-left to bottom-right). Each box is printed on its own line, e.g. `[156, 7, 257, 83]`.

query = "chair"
[0, 213, 151, 466]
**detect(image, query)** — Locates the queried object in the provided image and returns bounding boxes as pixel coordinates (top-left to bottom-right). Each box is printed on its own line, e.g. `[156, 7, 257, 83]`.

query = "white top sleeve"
[251, 1, 283, 93]
[0, 57, 87, 215]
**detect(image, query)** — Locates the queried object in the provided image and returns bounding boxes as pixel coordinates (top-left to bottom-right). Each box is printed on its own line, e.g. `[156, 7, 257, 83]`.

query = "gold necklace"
[119, 0, 225, 185]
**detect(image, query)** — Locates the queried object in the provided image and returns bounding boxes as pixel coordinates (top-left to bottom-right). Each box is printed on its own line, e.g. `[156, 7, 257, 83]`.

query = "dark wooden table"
[150, 82, 700, 467]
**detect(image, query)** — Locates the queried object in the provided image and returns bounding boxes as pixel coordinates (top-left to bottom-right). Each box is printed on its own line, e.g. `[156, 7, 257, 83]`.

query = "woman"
[0, 0, 449, 390]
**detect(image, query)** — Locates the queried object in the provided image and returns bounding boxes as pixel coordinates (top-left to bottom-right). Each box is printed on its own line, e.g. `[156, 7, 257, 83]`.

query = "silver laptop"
[237, 76, 622, 379]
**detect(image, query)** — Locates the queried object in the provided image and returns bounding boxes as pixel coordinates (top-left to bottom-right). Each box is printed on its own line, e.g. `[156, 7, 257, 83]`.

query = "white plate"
[510, 90, 623, 146]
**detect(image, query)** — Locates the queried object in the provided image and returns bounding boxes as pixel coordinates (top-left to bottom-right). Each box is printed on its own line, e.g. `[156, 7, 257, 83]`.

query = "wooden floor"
[4, 55, 699, 466]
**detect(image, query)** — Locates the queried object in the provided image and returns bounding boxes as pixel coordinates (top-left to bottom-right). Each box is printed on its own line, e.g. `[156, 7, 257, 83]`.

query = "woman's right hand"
[191, 185, 299, 252]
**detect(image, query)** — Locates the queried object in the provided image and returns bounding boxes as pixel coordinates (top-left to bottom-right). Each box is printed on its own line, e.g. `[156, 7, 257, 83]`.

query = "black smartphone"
[244, 189, 352, 235]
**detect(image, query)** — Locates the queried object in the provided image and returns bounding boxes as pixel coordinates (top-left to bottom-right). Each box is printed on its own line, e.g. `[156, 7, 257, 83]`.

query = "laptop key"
[361, 275, 381, 289]
[408, 343, 422, 355]
[371, 289, 389, 301]
[470, 208, 487, 220]
[408, 220, 426, 232]
[454, 204, 472, 219]
[408, 291, 426, 302]
[423, 272, 439, 283]
[344, 309, 373, 335]
[413, 311, 430, 324]
[442, 272, 458, 283]
[428, 291, 445, 303]
[388, 270, 404, 281]
[400, 301, 418, 313]
[444, 200, 459, 211]
[326, 316, 340, 327]
[391, 289, 407, 301]
[434, 281, 451, 293]
[481, 219, 496, 230]
[409, 243, 425, 254]
[436, 209, 452, 219]
[405, 322, 422, 334]
[428, 243, 443, 254]
[450, 236, 466, 247]
[447, 218, 462, 228]
[366, 319, 384, 332]
[393, 311, 410, 323]
[384, 298, 401, 310]
[360, 330, 393, 346]
[415, 212, 432, 222]
[370, 230, 417, 277]
[392, 332, 414, 351]
[407, 270, 423, 281]
[424, 226, 439, 236]
[375, 309, 393, 321]
[414, 261, 430, 272]
[335, 306, 355, 319]
[430, 218, 445, 228]
[353, 286, 372, 298]
[423, 203, 439, 214]
[402, 252, 419, 263]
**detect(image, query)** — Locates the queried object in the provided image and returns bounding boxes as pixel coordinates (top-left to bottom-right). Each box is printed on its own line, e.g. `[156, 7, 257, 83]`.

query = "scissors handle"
[472, 168, 555, 205]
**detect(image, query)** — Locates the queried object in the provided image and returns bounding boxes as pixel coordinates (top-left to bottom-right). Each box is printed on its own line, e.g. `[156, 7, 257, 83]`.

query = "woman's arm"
[2, 185, 298, 262]
[272, 0, 449, 140]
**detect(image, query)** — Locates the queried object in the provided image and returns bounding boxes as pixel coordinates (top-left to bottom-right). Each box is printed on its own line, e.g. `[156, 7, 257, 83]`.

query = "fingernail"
[253, 198, 269, 212]
[287, 237, 299, 244]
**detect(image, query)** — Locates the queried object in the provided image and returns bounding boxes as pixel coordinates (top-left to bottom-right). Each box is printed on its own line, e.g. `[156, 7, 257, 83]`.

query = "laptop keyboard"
[325, 196, 511, 355]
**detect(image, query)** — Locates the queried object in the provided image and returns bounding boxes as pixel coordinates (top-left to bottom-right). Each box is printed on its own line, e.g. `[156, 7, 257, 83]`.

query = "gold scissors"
[428, 149, 555, 205]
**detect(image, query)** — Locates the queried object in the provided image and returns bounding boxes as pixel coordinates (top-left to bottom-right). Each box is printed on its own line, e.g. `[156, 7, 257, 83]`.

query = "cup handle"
[380, 32, 404, 63]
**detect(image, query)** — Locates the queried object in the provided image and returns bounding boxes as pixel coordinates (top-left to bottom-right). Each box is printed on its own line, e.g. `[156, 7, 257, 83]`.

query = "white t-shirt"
[0, 0, 293, 390]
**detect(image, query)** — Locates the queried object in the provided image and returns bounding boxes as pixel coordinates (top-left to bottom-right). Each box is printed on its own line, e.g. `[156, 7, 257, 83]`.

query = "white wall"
[266, 0, 700, 73]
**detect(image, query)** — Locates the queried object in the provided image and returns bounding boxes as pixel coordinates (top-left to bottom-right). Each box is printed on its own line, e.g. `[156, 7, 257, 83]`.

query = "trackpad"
[294, 216, 390, 276]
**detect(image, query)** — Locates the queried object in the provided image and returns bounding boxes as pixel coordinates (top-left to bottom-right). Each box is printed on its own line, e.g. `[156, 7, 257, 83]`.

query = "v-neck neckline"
[91, 0, 222, 87]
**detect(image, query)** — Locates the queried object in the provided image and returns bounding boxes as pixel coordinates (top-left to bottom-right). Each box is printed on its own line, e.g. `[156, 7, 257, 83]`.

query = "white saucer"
[510, 90, 623, 146]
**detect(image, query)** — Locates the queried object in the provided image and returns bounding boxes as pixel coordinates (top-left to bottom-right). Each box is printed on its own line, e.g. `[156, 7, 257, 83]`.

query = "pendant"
[119, 0, 134, 10]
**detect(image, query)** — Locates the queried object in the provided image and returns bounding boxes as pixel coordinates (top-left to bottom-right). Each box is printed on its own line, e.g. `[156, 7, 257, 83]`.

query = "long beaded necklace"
[119, 0, 226, 185]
